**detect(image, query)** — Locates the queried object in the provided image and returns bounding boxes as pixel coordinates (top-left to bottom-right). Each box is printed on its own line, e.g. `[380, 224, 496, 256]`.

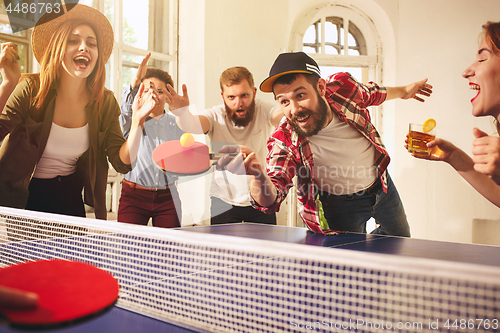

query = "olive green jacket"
[0, 76, 132, 219]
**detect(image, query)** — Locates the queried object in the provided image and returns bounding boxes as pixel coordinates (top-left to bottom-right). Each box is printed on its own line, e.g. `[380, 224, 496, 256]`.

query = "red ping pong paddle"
[152, 140, 238, 176]
[0, 259, 119, 329]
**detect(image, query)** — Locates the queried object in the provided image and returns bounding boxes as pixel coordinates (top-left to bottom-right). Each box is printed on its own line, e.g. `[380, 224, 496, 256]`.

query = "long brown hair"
[28, 19, 107, 120]
[481, 22, 500, 133]
[482, 21, 500, 56]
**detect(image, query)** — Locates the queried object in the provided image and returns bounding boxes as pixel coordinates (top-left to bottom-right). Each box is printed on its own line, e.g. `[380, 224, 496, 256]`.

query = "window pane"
[123, 53, 142, 64]
[103, 0, 114, 30]
[325, 45, 337, 55]
[348, 34, 357, 47]
[121, 66, 133, 92]
[79, 0, 93, 6]
[303, 25, 316, 44]
[348, 49, 360, 56]
[303, 46, 316, 54]
[122, 53, 172, 92]
[320, 66, 362, 82]
[123, 0, 149, 49]
[122, 53, 143, 92]
[0, 23, 26, 37]
[325, 21, 337, 44]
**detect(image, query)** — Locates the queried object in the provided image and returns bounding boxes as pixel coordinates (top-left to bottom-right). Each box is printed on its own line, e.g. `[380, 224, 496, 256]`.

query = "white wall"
[178, 0, 500, 243]
[177, 0, 210, 226]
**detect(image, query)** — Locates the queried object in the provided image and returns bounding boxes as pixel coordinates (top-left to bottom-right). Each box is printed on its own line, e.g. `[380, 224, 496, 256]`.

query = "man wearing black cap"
[218, 52, 432, 236]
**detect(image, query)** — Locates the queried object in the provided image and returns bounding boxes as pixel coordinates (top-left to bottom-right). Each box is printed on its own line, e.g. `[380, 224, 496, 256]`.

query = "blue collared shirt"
[119, 85, 184, 188]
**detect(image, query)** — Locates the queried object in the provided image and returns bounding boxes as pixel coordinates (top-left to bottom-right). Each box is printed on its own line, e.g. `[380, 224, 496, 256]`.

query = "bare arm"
[164, 83, 210, 134]
[385, 78, 433, 102]
[0, 43, 21, 112]
[449, 145, 500, 207]
[119, 53, 151, 139]
[176, 109, 211, 134]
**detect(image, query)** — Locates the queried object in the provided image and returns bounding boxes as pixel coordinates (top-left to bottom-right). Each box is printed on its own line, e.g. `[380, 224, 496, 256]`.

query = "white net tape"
[0, 206, 499, 332]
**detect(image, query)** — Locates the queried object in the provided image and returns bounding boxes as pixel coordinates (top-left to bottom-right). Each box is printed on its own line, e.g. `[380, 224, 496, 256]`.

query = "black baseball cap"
[260, 52, 321, 93]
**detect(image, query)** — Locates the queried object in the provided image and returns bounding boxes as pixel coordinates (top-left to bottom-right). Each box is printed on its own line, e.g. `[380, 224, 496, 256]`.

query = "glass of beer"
[407, 123, 437, 156]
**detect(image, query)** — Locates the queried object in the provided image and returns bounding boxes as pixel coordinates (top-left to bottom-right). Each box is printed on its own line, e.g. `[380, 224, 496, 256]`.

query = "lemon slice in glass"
[422, 118, 436, 133]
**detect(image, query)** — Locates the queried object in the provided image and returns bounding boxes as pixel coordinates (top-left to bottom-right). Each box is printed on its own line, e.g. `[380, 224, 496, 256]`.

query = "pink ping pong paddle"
[0, 259, 119, 329]
[152, 140, 237, 176]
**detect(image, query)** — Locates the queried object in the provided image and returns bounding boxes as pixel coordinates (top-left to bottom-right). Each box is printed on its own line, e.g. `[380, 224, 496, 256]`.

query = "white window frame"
[104, 0, 178, 103]
[291, 4, 381, 82]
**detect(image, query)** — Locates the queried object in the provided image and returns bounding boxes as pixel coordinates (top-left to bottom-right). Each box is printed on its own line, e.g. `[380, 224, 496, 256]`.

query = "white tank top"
[33, 123, 90, 179]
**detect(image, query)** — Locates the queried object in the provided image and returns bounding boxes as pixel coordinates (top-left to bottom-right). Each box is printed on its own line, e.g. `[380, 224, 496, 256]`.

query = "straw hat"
[31, 3, 114, 64]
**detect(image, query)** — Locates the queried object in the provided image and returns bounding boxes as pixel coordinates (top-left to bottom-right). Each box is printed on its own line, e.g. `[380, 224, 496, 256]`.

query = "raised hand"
[472, 128, 500, 185]
[132, 81, 159, 125]
[0, 42, 21, 85]
[216, 145, 265, 177]
[402, 78, 433, 102]
[165, 83, 190, 115]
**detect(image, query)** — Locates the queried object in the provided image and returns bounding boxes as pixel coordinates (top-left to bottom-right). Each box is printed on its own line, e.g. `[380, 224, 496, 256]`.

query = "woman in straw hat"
[0, 4, 157, 219]
[407, 21, 500, 207]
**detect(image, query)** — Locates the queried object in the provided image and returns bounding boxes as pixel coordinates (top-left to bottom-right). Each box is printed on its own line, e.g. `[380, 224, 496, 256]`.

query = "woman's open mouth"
[470, 83, 480, 103]
[74, 55, 91, 69]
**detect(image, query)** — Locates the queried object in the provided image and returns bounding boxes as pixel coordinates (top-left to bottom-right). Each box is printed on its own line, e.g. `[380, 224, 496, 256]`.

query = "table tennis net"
[0, 206, 499, 333]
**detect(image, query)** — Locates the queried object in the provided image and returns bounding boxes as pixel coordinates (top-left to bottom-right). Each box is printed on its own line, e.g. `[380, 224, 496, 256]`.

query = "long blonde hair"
[27, 19, 107, 120]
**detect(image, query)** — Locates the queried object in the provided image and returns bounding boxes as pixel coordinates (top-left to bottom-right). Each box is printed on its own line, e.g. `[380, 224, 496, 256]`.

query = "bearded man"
[218, 52, 433, 236]
[167, 67, 283, 225]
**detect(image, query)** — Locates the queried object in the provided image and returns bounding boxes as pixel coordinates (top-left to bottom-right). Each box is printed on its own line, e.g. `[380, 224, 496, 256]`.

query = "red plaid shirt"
[252, 72, 390, 234]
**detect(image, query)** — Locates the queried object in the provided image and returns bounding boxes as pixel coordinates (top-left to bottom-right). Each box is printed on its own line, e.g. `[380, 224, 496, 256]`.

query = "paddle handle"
[209, 153, 239, 160]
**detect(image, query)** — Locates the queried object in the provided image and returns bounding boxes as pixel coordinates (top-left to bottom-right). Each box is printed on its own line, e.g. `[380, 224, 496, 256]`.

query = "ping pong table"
[1, 222, 500, 332]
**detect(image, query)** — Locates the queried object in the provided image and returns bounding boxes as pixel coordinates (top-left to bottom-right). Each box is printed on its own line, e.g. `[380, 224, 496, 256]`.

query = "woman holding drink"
[407, 21, 500, 207]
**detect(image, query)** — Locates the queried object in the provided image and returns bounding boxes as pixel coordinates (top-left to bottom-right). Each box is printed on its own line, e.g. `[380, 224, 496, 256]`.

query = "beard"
[289, 92, 329, 137]
[225, 99, 256, 127]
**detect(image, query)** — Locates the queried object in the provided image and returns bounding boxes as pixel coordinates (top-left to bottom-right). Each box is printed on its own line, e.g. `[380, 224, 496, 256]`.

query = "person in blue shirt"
[118, 53, 184, 228]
